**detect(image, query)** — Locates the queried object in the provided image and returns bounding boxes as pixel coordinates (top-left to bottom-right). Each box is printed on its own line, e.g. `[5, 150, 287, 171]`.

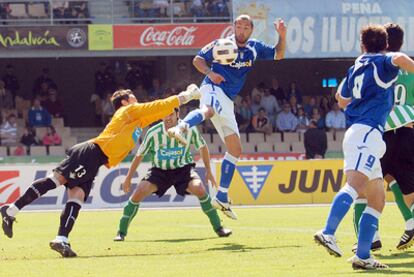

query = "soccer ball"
[213, 38, 238, 65]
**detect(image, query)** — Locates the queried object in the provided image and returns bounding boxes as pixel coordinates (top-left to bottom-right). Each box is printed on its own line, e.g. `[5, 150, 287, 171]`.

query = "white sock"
[406, 218, 414, 230]
[6, 204, 19, 217]
[55, 235, 69, 243]
[373, 231, 381, 242]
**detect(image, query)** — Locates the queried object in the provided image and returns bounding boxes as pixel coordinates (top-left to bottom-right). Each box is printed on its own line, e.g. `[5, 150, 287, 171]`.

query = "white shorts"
[200, 84, 239, 141]
[343, 124, 386, 180]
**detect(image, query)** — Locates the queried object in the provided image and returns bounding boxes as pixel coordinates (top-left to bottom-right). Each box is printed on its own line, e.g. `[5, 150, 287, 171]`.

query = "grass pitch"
[1, 205, 414, 277]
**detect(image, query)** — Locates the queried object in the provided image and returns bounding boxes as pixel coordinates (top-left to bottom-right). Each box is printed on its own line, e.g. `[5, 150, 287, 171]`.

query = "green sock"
[353, 200, 367, 238]
[199, 194, 221, 232]
[390, 181, 413, 222]
[118, 199, 140, 236]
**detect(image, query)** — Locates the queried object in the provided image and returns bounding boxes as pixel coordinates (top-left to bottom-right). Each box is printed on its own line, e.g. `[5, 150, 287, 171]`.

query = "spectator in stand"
[269, 77, 285, 103]
[276, 103, 298, 132]
[153, 0, 169, 17]
[35, 82, 50, 103]
[28, 98, 52, 128]
[190, 0, 205, 17]
[311, 107, 325, 130]
[0, 4, 10, 23]
[42, 126, 62, 146]
[94, 62, 106, 98]
[103, 66, 116, 94]
[319, 95, 332, 116]
[133, 83, 148, 102]
[148, 78, 165, 98]
[69, 1, 89, 21]
[0, 113, 17, 146]
[43, 86, 64, 118]
[125, 63, 143, 90]
[260, 87, 280, 124]
[207, 0, 229, 16]
[2, 65, 19, 103]
[252, 107, 272, 135]
[296, 107, 310, 133]
[304, 96, 317, 118]
[134, 0, 158, 18]
[287, 81, 303, 104]
[53, 1, 70, 19]
[238, 98, 252, 132]
[304, 119, 327, 159]
[20, 127, 39, 147]
[32, 68, 55, 96]
[0, 80, 13, 110]
[250, 93, 262, 116]
[251, 82, 265, 100]
[288, 95, 302, 116]
[101, 92, 115, 125]
[325, 102, 346, 131]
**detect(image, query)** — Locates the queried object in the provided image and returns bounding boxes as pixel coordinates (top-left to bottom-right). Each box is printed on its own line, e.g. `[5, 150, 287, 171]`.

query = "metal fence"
[0, 0, 232, 25]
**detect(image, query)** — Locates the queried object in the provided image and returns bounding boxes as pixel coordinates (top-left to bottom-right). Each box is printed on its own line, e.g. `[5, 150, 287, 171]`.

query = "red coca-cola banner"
[113, 23, 233, 49]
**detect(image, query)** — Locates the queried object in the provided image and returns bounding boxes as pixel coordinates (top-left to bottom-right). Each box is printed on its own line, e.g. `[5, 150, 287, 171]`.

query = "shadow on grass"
[207, 242, 301, 252]
[124, 237, 216, 243]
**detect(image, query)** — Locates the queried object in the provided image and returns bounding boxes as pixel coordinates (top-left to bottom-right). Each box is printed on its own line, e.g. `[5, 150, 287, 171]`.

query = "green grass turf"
[0, 205, 413, 277]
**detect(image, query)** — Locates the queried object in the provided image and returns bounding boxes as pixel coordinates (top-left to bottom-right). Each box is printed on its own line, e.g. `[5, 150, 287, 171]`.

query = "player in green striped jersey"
[353, 23, 414, 251]
[114, 108, 231, 241]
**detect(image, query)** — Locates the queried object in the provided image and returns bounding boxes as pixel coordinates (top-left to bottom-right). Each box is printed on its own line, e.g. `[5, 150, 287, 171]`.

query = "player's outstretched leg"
[114, 199, 140, 241]
[199, 194, 231, 237]
[352, 199, 382, 253]
[314, 183, 358, 257]
[389, 181, 414, 250]
[1, 175, 60, 238]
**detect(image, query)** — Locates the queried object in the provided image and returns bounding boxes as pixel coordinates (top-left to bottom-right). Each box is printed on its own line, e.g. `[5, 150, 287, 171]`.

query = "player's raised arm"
[336, 78, 352, 109]
[274, 18, 287, 60]
[392, 52, 414, 73]
[193, 41, 225, 85]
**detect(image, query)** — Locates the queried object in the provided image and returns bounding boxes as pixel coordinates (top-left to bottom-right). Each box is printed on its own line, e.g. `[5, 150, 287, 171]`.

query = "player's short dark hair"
[361, 25, 388, 53]
[384, 23, 404, 52]
[234, 14, 254, 28]
[111, 89, 133, 111]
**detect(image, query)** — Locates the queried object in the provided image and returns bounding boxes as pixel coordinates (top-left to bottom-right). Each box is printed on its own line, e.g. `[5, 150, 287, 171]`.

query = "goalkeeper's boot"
[50, 239, 77, 258]
[396, 229, 414, 250]
[113, 232, 125, 242]
[348, 255, 388, 270]
[1, 205, 15, 238]
[178, 84, 201, 104]
[313, 230, 342, 257]
[215, 226, 232, 237]
[167, 125, 188, 146]
[351, 239, 382, 253]
[211, 197, 238, 220]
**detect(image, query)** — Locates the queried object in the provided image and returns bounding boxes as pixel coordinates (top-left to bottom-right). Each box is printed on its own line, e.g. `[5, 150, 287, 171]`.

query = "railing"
[0, 0, 232, 26]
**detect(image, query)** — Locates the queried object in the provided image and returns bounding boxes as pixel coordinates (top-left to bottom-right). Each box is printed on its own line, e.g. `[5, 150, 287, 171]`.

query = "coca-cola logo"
[220, 25, 234, 38]
[140, 26, 197, 47]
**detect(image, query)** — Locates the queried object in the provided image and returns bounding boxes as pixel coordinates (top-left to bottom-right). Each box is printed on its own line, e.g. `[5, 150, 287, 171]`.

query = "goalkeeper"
[114, 108, 231, 241]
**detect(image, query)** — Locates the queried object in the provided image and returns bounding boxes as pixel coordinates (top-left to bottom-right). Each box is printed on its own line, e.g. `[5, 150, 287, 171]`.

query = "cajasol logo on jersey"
[157, 147, 185, 160]
[236, 165, 273, 199]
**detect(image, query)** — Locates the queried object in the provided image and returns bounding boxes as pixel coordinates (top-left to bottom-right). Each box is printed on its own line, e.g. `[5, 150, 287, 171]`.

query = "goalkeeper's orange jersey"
[92, 96, 179, 168]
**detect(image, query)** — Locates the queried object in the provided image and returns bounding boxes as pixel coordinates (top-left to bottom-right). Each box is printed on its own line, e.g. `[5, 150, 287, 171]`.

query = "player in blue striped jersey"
[167, 14, 287, 219]
[314, 24, 414, 270]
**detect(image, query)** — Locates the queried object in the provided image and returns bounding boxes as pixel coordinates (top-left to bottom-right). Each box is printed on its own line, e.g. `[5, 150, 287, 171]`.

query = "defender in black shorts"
[114, 109, 231, 241]
[0, 86, 201, 257]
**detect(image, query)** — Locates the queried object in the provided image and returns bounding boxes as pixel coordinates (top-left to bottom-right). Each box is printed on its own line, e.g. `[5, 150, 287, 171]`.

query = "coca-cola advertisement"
[113, 23, 233, 49]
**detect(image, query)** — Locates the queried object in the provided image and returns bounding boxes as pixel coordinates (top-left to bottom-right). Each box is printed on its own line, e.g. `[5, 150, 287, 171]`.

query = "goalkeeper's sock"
[390, 181, 414, 228]
[182, 109, 205, 129]
[118, 199, 140, 236]
[216, 152, 238, 203]
[13, 176, 59, 213]
[353, 199, 367, 238]
[199, 194, 221, 231]
[58, 199, 81, 238]
[356, 207, 381, 259]
[323, 183, 358, 235]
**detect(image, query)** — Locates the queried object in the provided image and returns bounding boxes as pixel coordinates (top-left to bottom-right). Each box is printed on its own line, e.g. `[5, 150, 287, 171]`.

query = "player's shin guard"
[323, 183, 358, 235]
[356, 207, 381, 259]
[199, 194, 221, 231]
[12, 176, 59, 214]
[119, 199, 140, 236]
[57, 199, 81, 239]
[390, 181, 414, 229]
[182, 109, 206, 129]
[353, 199, 367, 238]
[216, 152, 238, 203]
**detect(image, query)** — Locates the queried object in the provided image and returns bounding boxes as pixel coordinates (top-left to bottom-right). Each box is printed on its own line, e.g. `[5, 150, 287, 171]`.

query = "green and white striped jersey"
[137, 122, 206, 170]
[385, 71, 414, 131]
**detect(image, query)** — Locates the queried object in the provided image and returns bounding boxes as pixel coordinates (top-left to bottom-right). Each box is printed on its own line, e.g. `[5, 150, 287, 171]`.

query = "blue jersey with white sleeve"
[197, 37, 276, 100]
[340, 53, 399, 131]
